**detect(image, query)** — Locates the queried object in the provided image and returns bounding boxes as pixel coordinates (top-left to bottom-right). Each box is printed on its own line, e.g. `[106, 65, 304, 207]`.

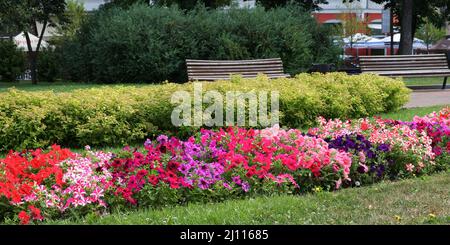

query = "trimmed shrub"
[59, 4, 340, 83]
[0, 73, 410, 151]
[37, 48, 60, 83]
[0, 40, 26, 82]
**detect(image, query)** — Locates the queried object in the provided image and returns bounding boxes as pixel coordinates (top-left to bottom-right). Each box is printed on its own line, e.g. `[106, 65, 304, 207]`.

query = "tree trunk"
[24, 32, 38, 85]
[36, 20, 47, 53]
[29, 52, 38, 85]
[446, 21, 450, 35]
[399, 0, 413, 55]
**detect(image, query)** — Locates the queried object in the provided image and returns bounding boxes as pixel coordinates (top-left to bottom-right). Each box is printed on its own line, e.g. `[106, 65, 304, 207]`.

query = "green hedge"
[58, 4, 340, 83]
[0, 73, 410, 151]
[0, 40, 26, 82]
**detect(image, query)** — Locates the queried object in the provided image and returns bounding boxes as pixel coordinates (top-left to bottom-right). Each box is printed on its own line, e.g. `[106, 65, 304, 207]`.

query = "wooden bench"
[359, 53, 450, 89]
[186, 58, 290, 81]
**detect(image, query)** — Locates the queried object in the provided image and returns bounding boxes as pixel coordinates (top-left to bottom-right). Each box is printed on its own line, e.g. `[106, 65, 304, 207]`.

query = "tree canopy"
[104, 0, 233, 10]
[346, 0, 450, 54]
[0, 0, 67, 84]
[256, 0, 328, 11]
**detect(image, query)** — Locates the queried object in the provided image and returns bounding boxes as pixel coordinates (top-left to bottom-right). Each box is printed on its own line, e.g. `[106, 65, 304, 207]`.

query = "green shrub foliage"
[0, 40, 26, 82]
[0, 73, 410, 151]
[59, 4, 340, 83]
[37, 48, 60, 83]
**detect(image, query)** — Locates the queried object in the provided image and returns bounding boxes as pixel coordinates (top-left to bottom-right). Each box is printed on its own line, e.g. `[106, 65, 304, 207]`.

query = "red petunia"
[18, 211, 30, 225]
[361, 120, 370, 131]
[29, 205, 43, 221]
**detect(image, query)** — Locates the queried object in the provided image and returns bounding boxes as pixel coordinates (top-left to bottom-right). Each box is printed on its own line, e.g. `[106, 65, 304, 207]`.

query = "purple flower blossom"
[198, 178, 209, 190]
[157, 135, 168, 144]
[242, 182, 250, 192]
[377, 144, 390, 152]
[144, 139, 152, 148]
[232, 176, 242, 186]
[223, 182, 232, 190]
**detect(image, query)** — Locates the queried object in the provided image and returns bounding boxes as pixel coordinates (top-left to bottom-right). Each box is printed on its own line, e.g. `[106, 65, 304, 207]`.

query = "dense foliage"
[0, 0, 67, 84]
[0, 41, 26, 82]
[37, 48, 60, 83]
[58, 4, 340, 83]
[256, 0, 327, 10]
[0, 73, 410, 150]
[0, 107, 448, 224]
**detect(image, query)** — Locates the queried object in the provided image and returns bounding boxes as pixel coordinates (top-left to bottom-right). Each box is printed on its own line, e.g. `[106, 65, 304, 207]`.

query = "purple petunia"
[232, 176, 242, 186]
[377, 144, 390, 152]
[156, 135, 168, 144]
[242, 182, 250, 192]
[198, 178, 209, 190]
[144, 139, 152, 148]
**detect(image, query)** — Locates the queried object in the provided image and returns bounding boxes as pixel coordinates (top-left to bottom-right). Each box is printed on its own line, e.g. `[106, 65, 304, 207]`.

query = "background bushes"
[37, 48, 60, 83]
[0, 40, 26, 82]
[0, 73, 410, 151]
[59, 4, 340, 83]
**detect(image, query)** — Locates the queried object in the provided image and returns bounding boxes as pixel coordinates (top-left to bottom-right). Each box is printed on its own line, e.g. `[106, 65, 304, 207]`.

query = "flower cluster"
[0, 146, 112, 224]
[308, 113, 439, 178]
[107, 126, 351, 205]
[0, 108, 448, 224]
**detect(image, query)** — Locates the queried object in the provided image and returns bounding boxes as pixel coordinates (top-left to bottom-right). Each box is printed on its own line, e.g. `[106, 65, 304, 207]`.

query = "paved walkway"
[405, 90, 450, 108]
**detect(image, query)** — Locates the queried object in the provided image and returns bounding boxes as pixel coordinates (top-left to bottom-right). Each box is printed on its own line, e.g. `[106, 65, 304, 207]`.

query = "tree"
[105, 0, 232, 10]
[352, 0, 450, 55]
[55, 0, 86, 41]
[152, 0, 232, 9]
[336, 2, 371, 52]
[0, 41, 26, 82]
[0, 0, 67, 84]
[256, 0, 328, 11]
[102, 0, 148, 9]
[416, 17, 447, 51]
[399, 0, 413, 54]
[345, 0, 450, 55]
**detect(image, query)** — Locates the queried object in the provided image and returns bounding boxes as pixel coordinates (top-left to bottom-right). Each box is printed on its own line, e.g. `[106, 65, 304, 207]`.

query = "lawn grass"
[377, 105, 448, 121]
[0, 80, 151, 93]
[403, 77, 446, 86]
[45, 171, 450, 225]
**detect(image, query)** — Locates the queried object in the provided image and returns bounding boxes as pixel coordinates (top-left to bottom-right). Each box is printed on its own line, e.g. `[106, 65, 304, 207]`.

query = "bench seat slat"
[191, 74, 290, 81]
[361, 63, 448, 67]
[188, 71, 286, 76]
[362, 66, 449, 71]
[186, 58, 282, 62]
[359, 59, 447, 65]
[186, 58, 288, 81]
[360, 59, 447, 64]
[365, 69, 450, 75]
[187, 61, 283, 65]
[360, 54, 445, 58]
[188, 66, 284, 71]
[360, 57, 446, 61]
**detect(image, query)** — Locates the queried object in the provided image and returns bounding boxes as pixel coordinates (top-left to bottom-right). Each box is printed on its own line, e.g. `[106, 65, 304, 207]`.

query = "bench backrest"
[186, 58, 289, 81]
[359, 54, 449, 73]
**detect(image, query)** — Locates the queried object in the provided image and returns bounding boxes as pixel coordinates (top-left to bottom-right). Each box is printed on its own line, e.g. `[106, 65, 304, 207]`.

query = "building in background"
[314, 0, 385, 35]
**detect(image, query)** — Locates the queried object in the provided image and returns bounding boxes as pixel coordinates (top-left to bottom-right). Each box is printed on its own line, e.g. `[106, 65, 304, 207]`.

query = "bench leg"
[443, 77, 448, 89]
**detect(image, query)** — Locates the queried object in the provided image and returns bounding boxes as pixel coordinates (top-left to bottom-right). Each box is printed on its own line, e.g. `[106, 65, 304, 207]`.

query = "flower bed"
[0, 108, 448, 224]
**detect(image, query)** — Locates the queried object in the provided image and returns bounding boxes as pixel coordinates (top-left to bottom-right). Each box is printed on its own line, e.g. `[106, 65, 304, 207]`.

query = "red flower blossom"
[18, 211, 30, 225]
[29, 205, 43, 221]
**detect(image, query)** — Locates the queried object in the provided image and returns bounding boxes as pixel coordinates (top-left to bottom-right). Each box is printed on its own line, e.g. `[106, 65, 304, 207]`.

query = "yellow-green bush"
[0, 73, 410, 151]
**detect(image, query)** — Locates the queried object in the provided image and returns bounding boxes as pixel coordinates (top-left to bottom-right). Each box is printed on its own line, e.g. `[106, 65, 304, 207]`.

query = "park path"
[404, 90, 450, 108]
